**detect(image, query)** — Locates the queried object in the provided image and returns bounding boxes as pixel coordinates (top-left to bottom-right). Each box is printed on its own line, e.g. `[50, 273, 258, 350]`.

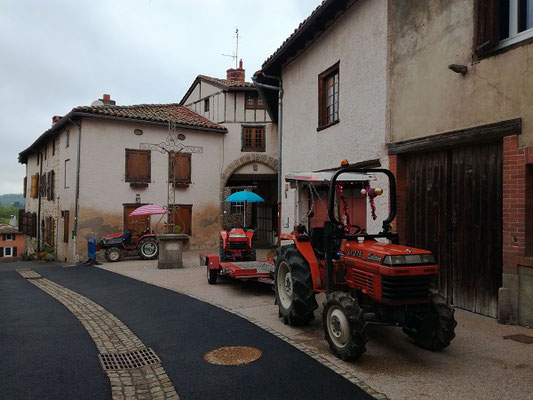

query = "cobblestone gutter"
[16, 269, 179, 400]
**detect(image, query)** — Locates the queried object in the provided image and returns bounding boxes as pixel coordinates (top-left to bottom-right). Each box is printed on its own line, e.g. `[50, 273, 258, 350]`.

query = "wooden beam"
[388, 118, 522, 155]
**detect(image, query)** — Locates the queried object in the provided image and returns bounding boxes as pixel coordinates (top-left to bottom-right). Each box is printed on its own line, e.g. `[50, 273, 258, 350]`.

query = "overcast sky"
[0, 0, 320, 195]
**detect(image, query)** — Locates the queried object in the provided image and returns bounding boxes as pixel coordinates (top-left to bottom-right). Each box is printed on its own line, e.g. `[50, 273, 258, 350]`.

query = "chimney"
[226, 59, 245, 82]
[52, 115, 63, 124]
[100, 93, 116, 105]
[9, 215, 17, 227]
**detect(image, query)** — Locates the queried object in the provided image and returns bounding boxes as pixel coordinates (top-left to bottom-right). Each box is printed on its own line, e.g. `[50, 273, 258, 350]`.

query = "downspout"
[252, 72, 283, 246]
[69, 117, 82, 261]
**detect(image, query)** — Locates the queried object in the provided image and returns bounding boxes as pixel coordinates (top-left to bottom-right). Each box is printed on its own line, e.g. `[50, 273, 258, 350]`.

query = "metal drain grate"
[99, 348, 161, 370]
[503, 334, 533, 344]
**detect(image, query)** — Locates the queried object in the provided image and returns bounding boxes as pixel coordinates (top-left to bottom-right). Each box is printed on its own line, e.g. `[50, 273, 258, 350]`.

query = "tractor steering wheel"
[350, 225, 362, 234]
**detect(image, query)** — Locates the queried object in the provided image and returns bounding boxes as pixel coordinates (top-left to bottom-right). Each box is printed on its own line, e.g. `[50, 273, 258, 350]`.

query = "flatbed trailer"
[200, 254, 274, 285]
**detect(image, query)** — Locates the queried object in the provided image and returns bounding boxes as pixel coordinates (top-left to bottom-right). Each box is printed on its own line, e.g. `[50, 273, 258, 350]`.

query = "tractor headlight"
[229, 234, 247, 238]
[382, 253, 435, 266]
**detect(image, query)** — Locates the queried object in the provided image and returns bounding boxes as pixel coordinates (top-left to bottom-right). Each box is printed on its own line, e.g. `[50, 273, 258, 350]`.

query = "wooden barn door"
[404, 141, 502, 317]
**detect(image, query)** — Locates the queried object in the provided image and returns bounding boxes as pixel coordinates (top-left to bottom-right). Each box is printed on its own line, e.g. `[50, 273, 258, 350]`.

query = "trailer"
[200, 254, 274, 285]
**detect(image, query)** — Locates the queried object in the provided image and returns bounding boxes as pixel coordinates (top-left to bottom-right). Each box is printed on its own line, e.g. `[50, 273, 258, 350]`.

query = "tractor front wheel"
[219, 237, 230, 262]
[246, 248, 256, 261]
[207, 266, 218, 285]
[274, 245, 318, 326]
[322, 292, 368, 361]
[139, 238, 158, 260]
[105, 247, 122, 262]
[404, 293, 457, 351]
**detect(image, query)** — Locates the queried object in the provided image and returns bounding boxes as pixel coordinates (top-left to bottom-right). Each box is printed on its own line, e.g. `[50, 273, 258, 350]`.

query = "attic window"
[246, 94, 265, 109]
[204, 99, 210, 112]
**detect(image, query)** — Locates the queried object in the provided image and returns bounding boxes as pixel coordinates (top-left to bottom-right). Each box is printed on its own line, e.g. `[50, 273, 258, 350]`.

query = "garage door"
[404, 141, 502, 317]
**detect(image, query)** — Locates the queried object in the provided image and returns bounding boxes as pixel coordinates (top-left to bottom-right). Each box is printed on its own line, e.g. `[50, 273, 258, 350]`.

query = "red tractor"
[274, 167, 456, 360]
[219, 225, 256, 262]
[98, 229, 158, 262]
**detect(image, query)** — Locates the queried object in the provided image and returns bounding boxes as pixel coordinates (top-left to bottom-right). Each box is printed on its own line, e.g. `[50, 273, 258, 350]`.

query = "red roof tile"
[197, 75, 255, 89]
[73, 103, 226, 131]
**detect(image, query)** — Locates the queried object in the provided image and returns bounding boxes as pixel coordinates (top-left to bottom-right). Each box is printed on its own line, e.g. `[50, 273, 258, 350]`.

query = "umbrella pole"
[244, 200, 247, 228]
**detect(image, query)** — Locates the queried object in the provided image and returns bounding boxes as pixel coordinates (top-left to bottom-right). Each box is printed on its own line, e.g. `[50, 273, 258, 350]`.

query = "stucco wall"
[389, 0, 533, 147]
[280, 0, 389, 234]
[75, 118, 224, 256]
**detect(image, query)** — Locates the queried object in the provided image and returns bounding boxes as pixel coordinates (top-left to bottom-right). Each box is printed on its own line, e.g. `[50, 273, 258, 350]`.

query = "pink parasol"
[129, 204, 167, 216]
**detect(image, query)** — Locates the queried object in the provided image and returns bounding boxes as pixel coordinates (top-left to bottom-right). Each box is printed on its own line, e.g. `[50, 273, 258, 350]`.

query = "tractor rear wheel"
[105, 247, 122, 262]
[274, 244, 318, 326]
[322, 292, 368, 361]
[405, 293, 457, 351]
[207, 265, 218, 285]
[139, 238, 158, 260]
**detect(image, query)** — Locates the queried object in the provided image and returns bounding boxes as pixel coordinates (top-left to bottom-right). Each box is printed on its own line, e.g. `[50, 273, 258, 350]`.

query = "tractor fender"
[200, 254, 221, 270]
[280, 234, 322, 291]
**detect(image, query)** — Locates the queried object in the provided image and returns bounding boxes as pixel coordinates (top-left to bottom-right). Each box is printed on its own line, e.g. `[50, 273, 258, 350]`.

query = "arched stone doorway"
[220, 154, 278, 247]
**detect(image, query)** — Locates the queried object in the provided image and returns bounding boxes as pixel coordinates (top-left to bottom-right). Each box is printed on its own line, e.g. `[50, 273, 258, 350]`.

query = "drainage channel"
[17, 269, 179, 400]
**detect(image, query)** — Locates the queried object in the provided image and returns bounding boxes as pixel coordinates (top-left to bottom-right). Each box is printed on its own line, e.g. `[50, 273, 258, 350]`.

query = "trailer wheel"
[105, 247, 122, 262]
[246, 248, 257, 261]
[207, 265, 218, 285]
[274, 245, 317, 326]
[405, 293, 457, 351]
[322, 292, 368, 361]
[139, 238, 158, 260]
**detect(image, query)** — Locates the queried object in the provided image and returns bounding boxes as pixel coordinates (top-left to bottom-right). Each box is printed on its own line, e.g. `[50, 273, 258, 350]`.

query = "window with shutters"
[169, 205, 192, 234]
[44, 216, 54, 246]
[40, 173, 47, 198]
[3, 234, 14, 241]
[318, 62, 340, 130]
[62, 210, 70, 243]
[125, 149, 151, 183]
[46, 170, 55, 201]
[1, 247, 15, 258]
[19, 211, 37, 237]
[476, 0, 533, 55]
[171, 152, 192, 186]
[241, 126, 265, 152]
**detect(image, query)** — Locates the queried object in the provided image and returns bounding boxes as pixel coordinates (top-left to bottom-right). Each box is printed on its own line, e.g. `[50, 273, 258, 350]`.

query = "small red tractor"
[98, 229, 158, 262]
[274, 167, 456, 360]
[219, 225, 256, 262]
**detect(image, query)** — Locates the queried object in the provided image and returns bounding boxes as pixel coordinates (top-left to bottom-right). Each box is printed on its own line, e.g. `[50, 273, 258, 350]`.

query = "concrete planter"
[156, 234, 189, 269]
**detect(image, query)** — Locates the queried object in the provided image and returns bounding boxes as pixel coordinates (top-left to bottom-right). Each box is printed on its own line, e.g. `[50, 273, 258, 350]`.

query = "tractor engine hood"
[342, 241, 436, 267]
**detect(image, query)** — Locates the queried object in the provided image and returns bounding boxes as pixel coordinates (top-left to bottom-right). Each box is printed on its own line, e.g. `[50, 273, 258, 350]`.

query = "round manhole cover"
[204, 346, 262, 366]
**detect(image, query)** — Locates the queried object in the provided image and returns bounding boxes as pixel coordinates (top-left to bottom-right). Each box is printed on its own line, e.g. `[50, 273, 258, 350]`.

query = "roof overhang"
[285, 171, 374, 184]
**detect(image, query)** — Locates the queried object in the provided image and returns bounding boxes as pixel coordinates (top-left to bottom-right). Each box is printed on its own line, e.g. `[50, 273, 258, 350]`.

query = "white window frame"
[4, 234, 14, 241]
[3, 246, 13, 257]
[496, 0, 533, 49]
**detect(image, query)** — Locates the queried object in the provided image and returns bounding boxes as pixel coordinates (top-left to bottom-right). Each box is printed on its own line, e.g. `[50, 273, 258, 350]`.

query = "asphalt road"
[0, 262, 373, 400]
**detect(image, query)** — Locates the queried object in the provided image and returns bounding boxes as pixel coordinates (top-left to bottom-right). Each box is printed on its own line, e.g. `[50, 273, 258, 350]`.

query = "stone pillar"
[156, 234, 189, 269]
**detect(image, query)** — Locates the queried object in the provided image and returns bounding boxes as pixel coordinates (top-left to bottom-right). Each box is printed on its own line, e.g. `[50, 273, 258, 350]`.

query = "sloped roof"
[19, 103, 226, 163]
[0, 224, 19, 234]
[179, 75, 256, 105]
[72, 103, 226, 131]
[197, 75, 255, 89]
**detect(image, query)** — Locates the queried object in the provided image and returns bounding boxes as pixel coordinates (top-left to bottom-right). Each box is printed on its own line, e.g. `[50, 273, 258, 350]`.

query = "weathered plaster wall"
[280, 0, 389, 234]
[76, 118, 224, 255]
[389, 0, 533, 147]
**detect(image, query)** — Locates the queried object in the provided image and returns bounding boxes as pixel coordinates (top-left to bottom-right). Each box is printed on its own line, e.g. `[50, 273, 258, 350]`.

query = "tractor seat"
[309, 227, 325, 259]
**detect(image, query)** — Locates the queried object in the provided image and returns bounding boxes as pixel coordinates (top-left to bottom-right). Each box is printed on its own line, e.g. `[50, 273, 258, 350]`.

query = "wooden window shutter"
[172, 205, 192, 234]
[31, 213, 37, 237]
[23, 176, 27, 198]
[0, 247, 3, 257]
[18, 209, 24, 233]
[13, 246, 17, 257]
[40, 173, 46, 197]
[474, 0, 500, 55]
[50, 170, 55, 200]
[31, 174, 39, 198]
[63, 211, 70, 243]
[125, 149, 151, 183]
[173, 153, 192, 184]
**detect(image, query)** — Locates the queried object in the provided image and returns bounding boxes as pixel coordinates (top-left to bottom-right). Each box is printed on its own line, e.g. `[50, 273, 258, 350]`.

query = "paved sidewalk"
[100, 249, 533, 400]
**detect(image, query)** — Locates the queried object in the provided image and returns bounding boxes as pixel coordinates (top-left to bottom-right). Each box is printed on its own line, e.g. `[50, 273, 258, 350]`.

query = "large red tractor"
[274, 167, 456, 360]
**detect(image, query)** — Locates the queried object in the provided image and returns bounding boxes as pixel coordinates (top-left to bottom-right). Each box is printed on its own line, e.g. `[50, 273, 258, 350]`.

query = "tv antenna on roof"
[222, 28, 239, 68]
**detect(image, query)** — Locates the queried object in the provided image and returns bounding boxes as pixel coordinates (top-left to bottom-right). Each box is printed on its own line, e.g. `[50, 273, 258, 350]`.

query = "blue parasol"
[225, 190, 264, 203]
[225, 190, 264, 227]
